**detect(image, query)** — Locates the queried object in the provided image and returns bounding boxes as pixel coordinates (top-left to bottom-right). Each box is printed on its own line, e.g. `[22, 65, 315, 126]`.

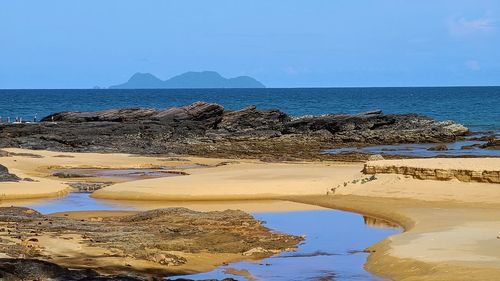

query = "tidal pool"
[4, 193, 401, 281]
[50, 168, 190, 181]
[171, 210, 400, 281]
[325, 140, 500, 157]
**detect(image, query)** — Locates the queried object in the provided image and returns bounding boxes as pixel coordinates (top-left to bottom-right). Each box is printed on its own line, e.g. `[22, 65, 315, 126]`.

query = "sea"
[0, 87, 498, 133]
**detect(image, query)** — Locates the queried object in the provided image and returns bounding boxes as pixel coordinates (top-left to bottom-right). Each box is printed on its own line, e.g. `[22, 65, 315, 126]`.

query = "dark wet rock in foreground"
[482, 138, 500, 150]
[0, 102, 469, 160]
[0, 258, 237, 281]
[0, 258, 147, 281]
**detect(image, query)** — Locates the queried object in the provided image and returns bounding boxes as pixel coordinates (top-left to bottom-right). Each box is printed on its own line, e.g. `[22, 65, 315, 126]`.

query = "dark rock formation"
[0, 165, 20, 182]
[482, 138, 500, 150]
[428, 144, 448, 151]
[219, 105, 289, 132]
[0, 102, 469, 160]
[0, 258, 236, 280]
[68, 182, 111, 193]
[0, 259, 103, 281]
[41, 102, 225, 124]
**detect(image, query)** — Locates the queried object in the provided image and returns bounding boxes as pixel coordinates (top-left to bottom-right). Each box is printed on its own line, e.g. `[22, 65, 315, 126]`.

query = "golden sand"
[2, 148, 500, 280]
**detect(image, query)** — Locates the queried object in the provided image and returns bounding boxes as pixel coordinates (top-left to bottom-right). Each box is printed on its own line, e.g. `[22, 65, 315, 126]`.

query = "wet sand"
[289, 196, 500, 281]
[2, 148, 500, 280]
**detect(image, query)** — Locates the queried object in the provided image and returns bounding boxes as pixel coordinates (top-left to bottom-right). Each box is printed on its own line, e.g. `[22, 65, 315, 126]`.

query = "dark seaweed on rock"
[0, 102, 469, 160]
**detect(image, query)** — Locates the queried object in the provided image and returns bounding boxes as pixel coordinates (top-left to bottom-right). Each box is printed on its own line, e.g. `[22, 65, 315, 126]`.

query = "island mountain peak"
[110, 71, 265, 89]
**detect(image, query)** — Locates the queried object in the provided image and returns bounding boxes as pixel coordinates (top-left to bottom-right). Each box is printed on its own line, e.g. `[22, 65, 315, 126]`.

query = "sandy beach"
[1, 148, 500, 280]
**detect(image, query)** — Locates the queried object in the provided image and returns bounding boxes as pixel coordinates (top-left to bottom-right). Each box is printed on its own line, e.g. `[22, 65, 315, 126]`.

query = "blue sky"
[0, 0, 499, 88]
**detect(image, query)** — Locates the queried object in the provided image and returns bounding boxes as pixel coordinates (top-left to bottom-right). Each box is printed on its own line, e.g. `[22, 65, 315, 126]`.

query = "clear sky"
[1, 0, 499, 88]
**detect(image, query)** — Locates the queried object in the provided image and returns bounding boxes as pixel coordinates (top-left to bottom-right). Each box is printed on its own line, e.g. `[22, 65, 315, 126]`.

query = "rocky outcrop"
[41, 102, 225, 124]
[363, 161, 500, 183]
[0, 258, 150, 281]
[482, 138, 500, 150]
[1, 102, 469, 159]
[0, 165, 20, 182]
[68, 182, 111, 193]
[0, 207, 302, 276]
[0, 258, 237, 281]
[219, 105, 290, 133]
[285, 112, 468, 144]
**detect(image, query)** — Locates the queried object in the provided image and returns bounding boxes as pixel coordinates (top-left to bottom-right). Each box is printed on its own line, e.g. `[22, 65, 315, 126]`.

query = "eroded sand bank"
[2, 148, 500, 280]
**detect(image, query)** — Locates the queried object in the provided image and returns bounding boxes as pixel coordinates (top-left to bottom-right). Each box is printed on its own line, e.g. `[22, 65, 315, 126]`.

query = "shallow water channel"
[6, 193, 401, 281]
[325, 139, 500, 157]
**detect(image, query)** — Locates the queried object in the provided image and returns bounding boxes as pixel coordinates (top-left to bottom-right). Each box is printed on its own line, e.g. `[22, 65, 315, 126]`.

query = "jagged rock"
[219, 105, 290, 132]
[285, 113, 468, 144]
[0, 102, 469, 160]
[42, 102, 225, 125]
[154, 102, 224, 122]
[0, 165, 20, 182]
[41, 108, 158, 123]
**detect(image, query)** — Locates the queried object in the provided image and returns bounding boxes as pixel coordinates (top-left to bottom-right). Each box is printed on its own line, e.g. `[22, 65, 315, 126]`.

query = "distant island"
[109, 71, 265, 89]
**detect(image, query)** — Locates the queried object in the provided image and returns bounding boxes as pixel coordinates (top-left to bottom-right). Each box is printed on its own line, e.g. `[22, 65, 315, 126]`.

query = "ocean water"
[0, 87, 499, 132]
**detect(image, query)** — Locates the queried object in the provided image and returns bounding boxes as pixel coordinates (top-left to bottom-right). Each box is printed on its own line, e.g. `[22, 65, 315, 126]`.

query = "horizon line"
[1, 85, 500, 90]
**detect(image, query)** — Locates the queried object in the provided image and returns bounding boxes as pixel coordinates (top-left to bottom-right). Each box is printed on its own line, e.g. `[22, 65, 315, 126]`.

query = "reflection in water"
[2, 194, 401, 281]
[0, 193, 325, 214]
[363, 216, 401, 229]
[172, 210, 401, 281]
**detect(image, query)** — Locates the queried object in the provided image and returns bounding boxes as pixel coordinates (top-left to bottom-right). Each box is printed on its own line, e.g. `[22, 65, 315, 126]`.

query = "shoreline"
[286, 195, 500, 281]
[2, 148, 500, 280]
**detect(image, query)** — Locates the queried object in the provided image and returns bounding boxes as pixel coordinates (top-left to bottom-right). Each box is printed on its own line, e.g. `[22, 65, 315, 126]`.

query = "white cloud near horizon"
[448, 16, 497, 37]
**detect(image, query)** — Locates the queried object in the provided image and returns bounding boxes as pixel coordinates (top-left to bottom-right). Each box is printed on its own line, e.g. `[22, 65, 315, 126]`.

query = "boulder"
[0, 165, 20, 182]
[428, 144, 448, 151]
[482, 139, 500, 150]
